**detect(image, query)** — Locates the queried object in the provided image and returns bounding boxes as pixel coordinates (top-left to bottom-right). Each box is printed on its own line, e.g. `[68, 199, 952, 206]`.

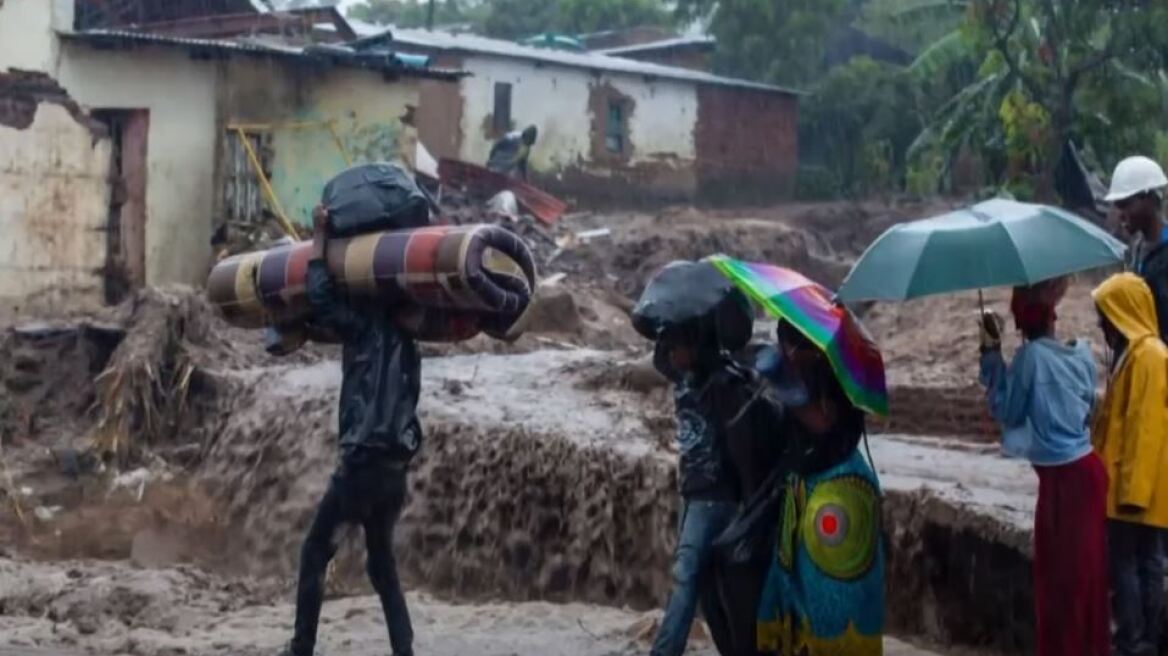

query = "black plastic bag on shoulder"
[631, 260, 752, 351]
[321, 162, 431, 237]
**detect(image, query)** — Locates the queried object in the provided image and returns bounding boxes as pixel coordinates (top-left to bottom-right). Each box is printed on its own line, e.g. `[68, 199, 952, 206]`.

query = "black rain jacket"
[307, 260, 423, 462]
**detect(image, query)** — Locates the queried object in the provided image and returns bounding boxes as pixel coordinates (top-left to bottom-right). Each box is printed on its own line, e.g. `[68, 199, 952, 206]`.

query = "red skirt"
[1033, 452, 1110, 656]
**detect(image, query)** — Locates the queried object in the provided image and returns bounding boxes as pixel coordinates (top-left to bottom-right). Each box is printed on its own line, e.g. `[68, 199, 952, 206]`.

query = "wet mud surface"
[0, 201, 1089, 655]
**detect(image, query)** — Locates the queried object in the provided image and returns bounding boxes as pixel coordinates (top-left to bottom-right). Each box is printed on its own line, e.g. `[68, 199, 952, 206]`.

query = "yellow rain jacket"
[1092, 273, 1168, 528]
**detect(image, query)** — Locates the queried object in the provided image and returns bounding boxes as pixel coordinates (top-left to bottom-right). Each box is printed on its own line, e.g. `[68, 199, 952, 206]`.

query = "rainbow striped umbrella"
[707, 255, 888, 416]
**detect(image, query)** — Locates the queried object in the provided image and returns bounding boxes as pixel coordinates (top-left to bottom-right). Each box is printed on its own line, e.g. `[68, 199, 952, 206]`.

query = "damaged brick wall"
[537, 79, 695, 207]
[695, 85, 798, 204]
[0, 70, 112, 311]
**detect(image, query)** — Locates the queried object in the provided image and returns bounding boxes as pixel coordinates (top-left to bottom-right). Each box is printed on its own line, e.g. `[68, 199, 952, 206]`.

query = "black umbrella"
[631, 260, 752, 351]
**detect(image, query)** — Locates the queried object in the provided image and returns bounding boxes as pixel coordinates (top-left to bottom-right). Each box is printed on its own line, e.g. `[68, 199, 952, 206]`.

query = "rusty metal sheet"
[437, 158, 567, 225]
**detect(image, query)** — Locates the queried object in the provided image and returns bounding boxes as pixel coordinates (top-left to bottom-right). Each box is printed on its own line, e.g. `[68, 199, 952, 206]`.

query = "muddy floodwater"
[0, 205, 1061, 655]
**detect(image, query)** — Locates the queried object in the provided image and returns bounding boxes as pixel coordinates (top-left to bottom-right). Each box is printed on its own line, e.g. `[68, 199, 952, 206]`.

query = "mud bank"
[188, 348, 1042, 653]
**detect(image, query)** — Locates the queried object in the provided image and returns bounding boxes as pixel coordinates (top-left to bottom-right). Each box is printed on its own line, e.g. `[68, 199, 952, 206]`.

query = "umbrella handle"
[978, 289, 985, 315]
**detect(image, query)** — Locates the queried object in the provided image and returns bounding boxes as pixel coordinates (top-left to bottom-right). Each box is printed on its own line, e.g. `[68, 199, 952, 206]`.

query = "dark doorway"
[94, 109, 149, 304]
[493, 82, 512, 135]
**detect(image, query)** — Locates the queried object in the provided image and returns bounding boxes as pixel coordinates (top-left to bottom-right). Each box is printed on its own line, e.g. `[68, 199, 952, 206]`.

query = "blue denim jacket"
[980, 337, 1097, 466]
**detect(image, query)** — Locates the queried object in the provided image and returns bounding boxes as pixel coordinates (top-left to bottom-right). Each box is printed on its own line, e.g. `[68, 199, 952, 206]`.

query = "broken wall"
[221, 60, 420, 226]
[458, 55, 700, 204]
[0, 77, 111, 311]
[55, 42, 218, 289]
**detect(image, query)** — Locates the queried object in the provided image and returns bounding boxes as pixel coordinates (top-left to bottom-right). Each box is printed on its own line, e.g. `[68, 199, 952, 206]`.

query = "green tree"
[800, 57, 923, 195]
[676, 0, 852, 86]
[556, 0, 674, 35]
[912, 0, 1168, 197]
[347, 0, 489, 28]
[858, 0, 969, 55]
[480, 0, 675, 40]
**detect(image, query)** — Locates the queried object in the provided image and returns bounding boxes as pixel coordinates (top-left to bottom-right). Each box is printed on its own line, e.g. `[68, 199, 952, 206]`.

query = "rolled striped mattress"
[207, 224, 537, 342]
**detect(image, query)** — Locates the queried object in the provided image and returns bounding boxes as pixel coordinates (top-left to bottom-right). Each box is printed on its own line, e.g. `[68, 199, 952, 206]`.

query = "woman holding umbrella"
[835, 198, 1127, 656]
[706, 257, 887, 655]
[979, 278, 1109, 656]
[753, 320, 885, 655]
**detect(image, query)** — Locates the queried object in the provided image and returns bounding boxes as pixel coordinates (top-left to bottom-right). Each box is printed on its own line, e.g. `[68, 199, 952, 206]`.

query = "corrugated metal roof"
[58, 29, 465, 80]
[354, 28, 802, 96]
[597, 36, 716, 56]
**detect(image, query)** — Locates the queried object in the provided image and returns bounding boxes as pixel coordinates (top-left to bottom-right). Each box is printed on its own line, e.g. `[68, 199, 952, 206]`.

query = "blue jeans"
[651, 499, 737, 656]
[1110, 520, 1167, 656]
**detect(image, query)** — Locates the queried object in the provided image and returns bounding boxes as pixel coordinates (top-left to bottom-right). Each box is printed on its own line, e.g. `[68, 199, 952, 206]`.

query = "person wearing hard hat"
[1108, 155, 1168, 339]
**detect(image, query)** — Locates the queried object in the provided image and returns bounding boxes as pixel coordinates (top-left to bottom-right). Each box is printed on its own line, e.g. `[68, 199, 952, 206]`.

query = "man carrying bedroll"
[280, 202, 424, 656]
[1108, 155, 1168, 339]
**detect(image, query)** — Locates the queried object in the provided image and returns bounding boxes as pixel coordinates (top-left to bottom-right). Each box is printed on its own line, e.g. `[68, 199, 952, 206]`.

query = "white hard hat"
[1106, 155, 1168, 202]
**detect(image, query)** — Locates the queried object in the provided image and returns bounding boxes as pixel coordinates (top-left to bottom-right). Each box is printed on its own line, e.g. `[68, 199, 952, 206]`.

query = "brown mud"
[0, 200, 1095, 655]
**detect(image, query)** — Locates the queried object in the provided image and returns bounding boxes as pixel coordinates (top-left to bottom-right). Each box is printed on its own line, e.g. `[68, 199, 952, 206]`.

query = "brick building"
[354, 28, 801, 205]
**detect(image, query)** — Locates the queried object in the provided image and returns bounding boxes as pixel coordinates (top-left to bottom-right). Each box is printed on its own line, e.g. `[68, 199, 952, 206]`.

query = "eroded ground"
[0, 200, 1065, 655]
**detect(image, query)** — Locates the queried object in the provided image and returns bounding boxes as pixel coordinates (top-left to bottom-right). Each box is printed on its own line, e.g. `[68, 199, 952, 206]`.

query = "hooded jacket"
[1092, 273, 1168, 528]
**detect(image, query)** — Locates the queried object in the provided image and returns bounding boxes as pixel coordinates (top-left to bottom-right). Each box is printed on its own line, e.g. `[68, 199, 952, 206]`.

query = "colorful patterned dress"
[757, 447, 885, 655]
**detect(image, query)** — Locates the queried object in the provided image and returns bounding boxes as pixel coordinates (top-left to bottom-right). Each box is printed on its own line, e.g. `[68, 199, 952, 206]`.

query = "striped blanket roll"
[207, 224, 537, 342]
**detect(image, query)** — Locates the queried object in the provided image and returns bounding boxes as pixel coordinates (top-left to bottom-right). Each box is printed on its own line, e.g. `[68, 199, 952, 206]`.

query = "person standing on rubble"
[486, 125, 538, 181]
[978, 278, 1109, 656]
[1093, 273, 1168, 656]
[280, 204, 423, 656]
[1108, 156, 1168, 336]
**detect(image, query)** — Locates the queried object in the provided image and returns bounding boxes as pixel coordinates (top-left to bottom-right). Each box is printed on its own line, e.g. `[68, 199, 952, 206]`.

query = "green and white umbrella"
[837, 199, 1127, 303]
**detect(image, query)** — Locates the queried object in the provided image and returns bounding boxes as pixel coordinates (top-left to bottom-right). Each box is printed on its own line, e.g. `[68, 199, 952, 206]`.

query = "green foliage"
[551, 0, 675, 37]
[480, 0, 673, 40]
[799, 57, 922, 196]
[858, 0, 968, 54]
[479, 0, 562, 39]
[795, 165, 843, 201]
[676, 0, 851, 86]
[348, 0, 674, 37]
[898, 0, 1168, 198]
[348, 0, 483, 28]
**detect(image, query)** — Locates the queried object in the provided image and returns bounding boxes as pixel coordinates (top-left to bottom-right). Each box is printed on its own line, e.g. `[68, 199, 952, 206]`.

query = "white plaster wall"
[609, 75, 697, 164]
[0, 103, 111, 307]
[459, 56, 592, 172]
[457, 55, 698, 173]
[0, 0, 60, 72]
[56, 43, 218, 288]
